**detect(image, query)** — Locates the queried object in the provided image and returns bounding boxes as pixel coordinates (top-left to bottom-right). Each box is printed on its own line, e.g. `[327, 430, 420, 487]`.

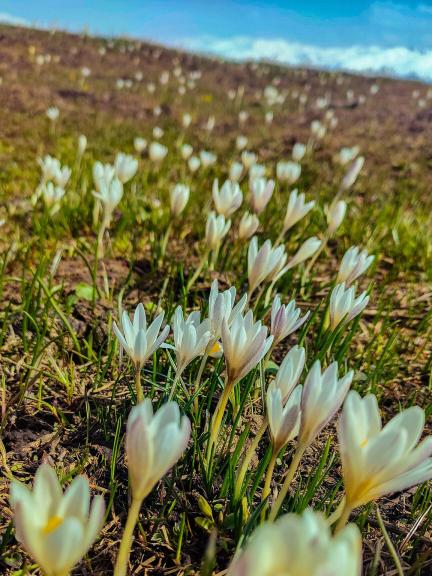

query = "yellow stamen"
[209, 341, 222, 356]
[360, 438, 369, 448]
[43, 515, 63, 534]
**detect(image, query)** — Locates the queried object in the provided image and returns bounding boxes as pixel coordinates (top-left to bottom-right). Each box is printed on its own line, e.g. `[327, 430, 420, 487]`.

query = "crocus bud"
[273, 345, 306, 403]
[236, 135, 248, 150]
[228, 509, 361, 576]
[200, 150, 217, 167]
[181, 143, 193, 160]
[114, 153, 138, 183]
[276, 161, 301, 184]
[292, 142, 306, 162]
[250, 177, 274, 214]
[182, 112, 192, 128]
[329, 282, 369, 329]
[267, 384, 302, 453]
[10, 464, 105, 576]
[286, 237, 321, 270]
[126, 398, 191, 501]
[326, 200, 347, 235]
[270, 297, 309, 347]
[241, 150, 257, 169]
[78, 134, 87, 156]
[229, 161, 243, 182]
[188, 155, 201, 172]
[170, 183, 190, 217]
[149, 142, 168, 163]
[134, 137, 147, 153]
[92, 177, 123, 227]
[238, 212, 259, 240]
[340, 156, 364, 191]
[337, 246, 374, 285]
[283, 189, 315, 232]
[247, 237, 287, 296]
[46, 106, 59, 122]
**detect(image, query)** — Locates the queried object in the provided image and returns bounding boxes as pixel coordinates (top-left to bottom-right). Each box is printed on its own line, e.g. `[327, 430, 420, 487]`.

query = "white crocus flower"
[265, 110, 274, 124]
[276, 161, 301, 184]
[92, 177, 123, 227]
[329, 283, 369, 329]
[221, 310, 273, 386]
[338, 391, 432, 511]
[326, 200, 347, 235]
[292, 142, 306, 162]
[229, 161, 243, 182]
[270, 297, 309, 347]
[299, 361, 353, 448]
[41, 182, 65, 213]
[134, 137, 147, 153]
[200, 150, 217, 167]
[92, 161, 115, 192]
[236, 135, 248, 150]
[247, 237, 287, 296]
[38, 155, 61, 182]
[152, 126, 164, 139]
[114, 153, 138, 183]
[267, 384, 302, 453]
[249, 163, 266, 181]
[113, 303, 169, 368]
[46, 106, 59, 122]
[212, 179, 243, 217]
[228, 509, 361, 576]
[273, 346, 306, 403]
[182, 112, 192, 128]
[250, 177, 274, 214]
[170, 307, 212, 375]
[53, 165, 71, 189]
[337, 146, 360, 166]
[126, 399, 191, 501]
[149, 142, 168, 163]
[283, 189, 315, 232]
[285, 237, 322, 270]
[241, 150, 257, 169]
[205, 212, 231, 251]
[77, 134, 87, 156]
[188, 155, 201, 172]
[340, 156, 364, 191]
[170, 184, 190, 217]
[10, 464, 105, 576]
[238, 212, 259, 241]
[181, 143, 193, 160]
[208, 279, 247, 346]
[337, 246, 375, 285]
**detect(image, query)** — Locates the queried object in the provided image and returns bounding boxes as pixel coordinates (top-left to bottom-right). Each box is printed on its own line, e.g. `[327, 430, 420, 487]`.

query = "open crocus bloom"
[113, 303, 169, 368]
[10, 464, 105, 576]
[228, 509, 361, 576]
[338, 391, 432, 510]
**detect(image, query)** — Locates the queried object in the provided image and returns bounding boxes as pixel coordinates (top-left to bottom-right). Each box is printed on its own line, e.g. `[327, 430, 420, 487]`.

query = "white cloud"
[0, 12, 29, 27]
[180, 36, 432, 82]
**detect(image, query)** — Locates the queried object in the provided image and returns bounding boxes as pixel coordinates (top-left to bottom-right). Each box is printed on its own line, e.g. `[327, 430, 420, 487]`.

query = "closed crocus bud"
[267, 384, 302, 453]
[212, 179, 243, 217]
[113, 303, 169, 368]
[181, 143, 193, 160]
[273, 345, 306, 403]
[338, 391, 432, 511]
[114, 153, 138, 184]
[248, 237, 287, 296]
[228, 509, 361, 576]
[205, 211, 231, 250]
[46, 106, 59, 121]
[292, 142, 306, 162]
[299, 360, 353, 448]
[329, 282, 369, 329]
[270, 297, 309, 347]
[236, 135, 248, 150]
[283, 189, 315, 232]
[200, 150, 217, 167]
[134, 137, 147, 153]
[53, 165, 71, 189]
[182, 112, 192, 128]
[265, 110, 274, 124]
[149, 142, 168, 163]
[170, 307, 211, 375]
[205, 115, 216, 132]
[188, 155, 201, 172]
[78, 134, 87, 156]
[337, 146, 360, 166]
[286, 237, 321, 270]
[10, 464, 105, 576]
[152, 126, 164, 139]
[126, 399, 191, 501]
[276, 161, 301, 184]
[250, 177, 274, 214]
[221, 310, 273, 386]
[337, 246, 375, 285]
[311, 119, 326, 139]
[241, 150, 257, 169]
[238, 211, 259, 240]
[326, 200, 347, 235]
[249, 163, 266, 181]
[41, 182, 65, 213]
[340, 156, 364, 191]
[229, 161, 243, 182]
[93, 161, 115, 192]
[170, 183, 190, 217]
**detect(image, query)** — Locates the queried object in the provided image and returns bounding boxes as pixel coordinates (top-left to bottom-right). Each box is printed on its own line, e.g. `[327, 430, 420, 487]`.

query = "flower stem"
[160, 221, 173, 259]
[269, 443, 306, 521]
[168, 371, 180, 401]
[114, 497, 143, 576]
[207, 378, 233, 463]
[186, 250, 209, 292]
[135, 366, 144, 403]
[261, 449, 277, 520]
[234, 417, 268, 500]
[334, 501, 353, 534]
[194, 353, 209, 414]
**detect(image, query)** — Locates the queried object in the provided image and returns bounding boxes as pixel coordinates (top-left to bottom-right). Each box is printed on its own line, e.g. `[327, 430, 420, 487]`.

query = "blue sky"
[1, 1, 431, 80]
